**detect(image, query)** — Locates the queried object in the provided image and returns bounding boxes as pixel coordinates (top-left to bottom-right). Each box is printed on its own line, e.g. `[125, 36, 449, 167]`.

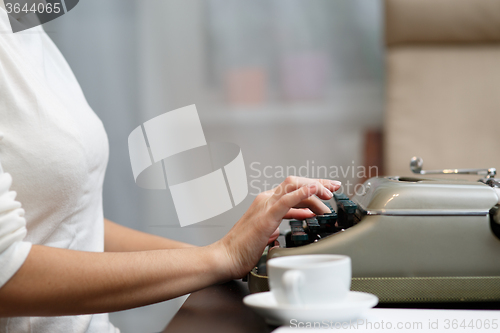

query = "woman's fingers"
[282, 208, 315, 220]
[293, 196, 332, 215]
[270, 176, 340, 203]
[269, 183, 319, 221]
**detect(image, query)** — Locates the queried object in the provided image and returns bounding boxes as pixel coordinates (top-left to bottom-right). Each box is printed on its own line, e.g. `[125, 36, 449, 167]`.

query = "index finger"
[269, 183, 320, 221]
[270, 176, 341, 203]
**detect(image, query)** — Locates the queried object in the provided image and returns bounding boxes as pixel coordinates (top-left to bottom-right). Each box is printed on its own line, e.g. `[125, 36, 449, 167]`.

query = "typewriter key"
[305, 218, 320, 233]
[286, 220, 310, 247]
[333, 193, 350, 202]
[337, 200, 358, 228]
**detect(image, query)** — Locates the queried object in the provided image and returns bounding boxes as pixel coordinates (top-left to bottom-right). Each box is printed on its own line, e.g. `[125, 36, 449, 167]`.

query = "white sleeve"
[0, 171, 32, 288]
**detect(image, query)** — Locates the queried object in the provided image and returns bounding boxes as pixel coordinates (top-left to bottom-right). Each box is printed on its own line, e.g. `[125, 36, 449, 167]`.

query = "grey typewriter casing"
[250, 170, 500, 303]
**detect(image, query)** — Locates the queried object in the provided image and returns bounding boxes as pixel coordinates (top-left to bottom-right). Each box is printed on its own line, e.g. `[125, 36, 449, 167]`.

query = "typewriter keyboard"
[285, 193, 359, 248]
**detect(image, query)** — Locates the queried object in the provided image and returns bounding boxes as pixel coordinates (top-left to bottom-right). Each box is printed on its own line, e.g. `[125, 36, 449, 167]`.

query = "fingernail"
[324, 187, 333, 197]
[331, 180, 342, 186]
[305, 208, 314, 215]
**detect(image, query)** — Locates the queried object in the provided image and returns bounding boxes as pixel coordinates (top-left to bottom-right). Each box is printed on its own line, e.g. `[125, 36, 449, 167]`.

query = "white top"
[0, 6, 118, 333]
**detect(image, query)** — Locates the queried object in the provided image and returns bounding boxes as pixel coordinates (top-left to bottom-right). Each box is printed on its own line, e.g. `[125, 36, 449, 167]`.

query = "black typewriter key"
[316, 212, 338, 233]
[286, 220, 309, 247]
[333, 193, 350, 202]
[305, 218, 320, 233]
[316, 212, 337, 223]
[305, 218, 323, 244]
[337, 200, 358, 228]
[341, 200, 357, 215]
[291, 227, 308, 242]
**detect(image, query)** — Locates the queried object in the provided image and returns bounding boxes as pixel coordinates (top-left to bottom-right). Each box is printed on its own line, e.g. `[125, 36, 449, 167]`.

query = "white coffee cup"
[267, 254, 351, 306]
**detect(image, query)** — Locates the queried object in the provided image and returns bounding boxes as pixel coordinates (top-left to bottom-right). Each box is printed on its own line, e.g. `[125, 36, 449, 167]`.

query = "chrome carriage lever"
[410, 156, 496, 178]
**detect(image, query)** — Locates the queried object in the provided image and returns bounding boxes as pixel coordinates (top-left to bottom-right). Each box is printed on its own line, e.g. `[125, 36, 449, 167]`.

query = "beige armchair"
[384, 0, 500, 178]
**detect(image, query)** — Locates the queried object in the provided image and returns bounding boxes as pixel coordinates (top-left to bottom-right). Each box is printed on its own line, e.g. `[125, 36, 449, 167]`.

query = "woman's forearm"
[0, 177, 339, 318]
[104, 218, 195, 252]
[0, 243, 227, 317]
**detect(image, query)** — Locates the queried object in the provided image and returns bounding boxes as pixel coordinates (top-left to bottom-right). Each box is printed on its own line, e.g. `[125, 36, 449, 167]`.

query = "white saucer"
[243, 291, 378, 326]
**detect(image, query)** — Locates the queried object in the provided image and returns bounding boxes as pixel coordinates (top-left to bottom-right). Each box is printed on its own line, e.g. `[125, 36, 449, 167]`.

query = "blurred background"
[42, 0, 500, 331]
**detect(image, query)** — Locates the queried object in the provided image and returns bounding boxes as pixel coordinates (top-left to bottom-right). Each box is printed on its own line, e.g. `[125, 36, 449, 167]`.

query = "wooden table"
[162, 280, 274, 333]
[163, 280, 500, 333]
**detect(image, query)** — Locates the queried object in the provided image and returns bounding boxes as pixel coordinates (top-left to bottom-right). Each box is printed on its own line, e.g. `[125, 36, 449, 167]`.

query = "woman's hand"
[212, 176, 341, 280]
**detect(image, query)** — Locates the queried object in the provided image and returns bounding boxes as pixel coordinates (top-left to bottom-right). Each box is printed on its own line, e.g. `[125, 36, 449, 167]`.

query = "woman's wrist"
[205, 241, 239, 282]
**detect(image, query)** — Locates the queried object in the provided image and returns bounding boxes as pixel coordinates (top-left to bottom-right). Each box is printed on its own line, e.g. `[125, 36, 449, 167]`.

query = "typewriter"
[248, 157, 500, 303]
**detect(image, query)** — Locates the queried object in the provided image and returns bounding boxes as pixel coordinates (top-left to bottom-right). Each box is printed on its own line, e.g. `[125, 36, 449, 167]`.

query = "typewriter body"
[249, 158, 500, 303]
